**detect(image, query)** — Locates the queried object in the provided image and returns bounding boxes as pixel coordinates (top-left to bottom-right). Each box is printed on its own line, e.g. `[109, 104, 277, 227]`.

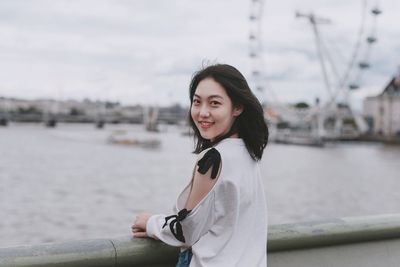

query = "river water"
[0, 123, 399, 247]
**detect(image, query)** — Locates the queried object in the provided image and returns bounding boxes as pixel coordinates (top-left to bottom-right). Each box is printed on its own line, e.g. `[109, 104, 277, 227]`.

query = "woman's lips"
[199, 121, 214, 129]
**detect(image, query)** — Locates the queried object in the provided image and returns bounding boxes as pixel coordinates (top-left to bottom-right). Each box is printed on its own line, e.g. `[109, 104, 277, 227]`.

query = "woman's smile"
[199, 121, 214, 129]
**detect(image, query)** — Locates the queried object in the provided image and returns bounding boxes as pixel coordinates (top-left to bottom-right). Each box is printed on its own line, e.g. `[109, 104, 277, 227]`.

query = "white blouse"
[146, 138, 267, 267]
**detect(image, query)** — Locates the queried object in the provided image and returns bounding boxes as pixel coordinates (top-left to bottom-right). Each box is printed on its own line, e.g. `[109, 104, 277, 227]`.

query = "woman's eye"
[210, 101, 220, 106]
[193, 99, 200, 105]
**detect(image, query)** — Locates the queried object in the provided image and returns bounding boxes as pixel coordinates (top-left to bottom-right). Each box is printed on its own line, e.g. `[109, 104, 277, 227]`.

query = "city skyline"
[0, 0, 398, 110]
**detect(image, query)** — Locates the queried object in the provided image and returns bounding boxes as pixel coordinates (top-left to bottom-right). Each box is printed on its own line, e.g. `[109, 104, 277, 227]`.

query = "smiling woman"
[132, 64, 269, 267]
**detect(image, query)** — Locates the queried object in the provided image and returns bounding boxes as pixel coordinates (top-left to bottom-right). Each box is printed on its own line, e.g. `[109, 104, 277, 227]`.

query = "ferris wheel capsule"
[367, 36, 377, 43]
[249, 15, 257, 20]
[249, 52, 257, 58]
[252, 70, 260, 76]
[359, 62, 370, 69]
[371, 7, 382, 15]
[349, 83, 360, 90]
[249, 33, 256, 40]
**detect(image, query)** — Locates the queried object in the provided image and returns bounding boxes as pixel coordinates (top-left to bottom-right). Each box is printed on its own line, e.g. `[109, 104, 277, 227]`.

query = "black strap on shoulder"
[197, 148, 221, 179]
[162, 208, 191, 242]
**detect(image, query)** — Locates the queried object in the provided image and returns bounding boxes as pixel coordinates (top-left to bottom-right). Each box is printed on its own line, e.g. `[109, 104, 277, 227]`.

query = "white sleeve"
[146, 214, 185, 247]
[146, 147, 221, 247]
[146, 191, 216, 247]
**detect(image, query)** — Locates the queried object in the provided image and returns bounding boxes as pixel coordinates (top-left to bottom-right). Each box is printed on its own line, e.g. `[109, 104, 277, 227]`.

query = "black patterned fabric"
[197, 148, 221, 179]
[162, 208, 191, 242]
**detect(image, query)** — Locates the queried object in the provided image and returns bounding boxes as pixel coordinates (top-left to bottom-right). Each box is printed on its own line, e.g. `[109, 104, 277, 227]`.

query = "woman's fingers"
[131, 224, 142, 231]
[133, 231, 148, 238]
[133, 213, 152, 229]
[131, 213, 152, 237]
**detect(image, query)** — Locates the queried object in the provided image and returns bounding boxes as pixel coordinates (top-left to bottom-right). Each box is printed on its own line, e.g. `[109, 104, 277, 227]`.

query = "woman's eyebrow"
[194, 94, 223, 100]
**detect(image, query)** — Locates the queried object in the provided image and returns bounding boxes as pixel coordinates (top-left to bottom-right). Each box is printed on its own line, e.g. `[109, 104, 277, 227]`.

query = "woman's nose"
[199, 106, 210, 117]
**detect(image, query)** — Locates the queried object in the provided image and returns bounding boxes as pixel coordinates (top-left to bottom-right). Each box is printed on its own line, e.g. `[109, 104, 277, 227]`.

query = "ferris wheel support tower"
[249, 0, 266, 105]
[295, 12, 333, 101]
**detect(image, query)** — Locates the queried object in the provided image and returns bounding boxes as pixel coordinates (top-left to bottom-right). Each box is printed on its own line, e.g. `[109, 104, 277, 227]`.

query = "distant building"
[0, 96, 187, 124]
[363, 70, 400, 137]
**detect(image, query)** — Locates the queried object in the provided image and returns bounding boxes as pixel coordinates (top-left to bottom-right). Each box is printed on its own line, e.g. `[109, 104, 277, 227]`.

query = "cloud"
[0, 0, 397, 109]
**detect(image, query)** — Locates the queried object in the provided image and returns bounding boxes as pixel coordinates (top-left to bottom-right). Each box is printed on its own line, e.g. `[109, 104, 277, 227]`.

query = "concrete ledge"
[1, 214, 400, 267]
[0, 237, 179, 267]
[268, 213, 400, 251]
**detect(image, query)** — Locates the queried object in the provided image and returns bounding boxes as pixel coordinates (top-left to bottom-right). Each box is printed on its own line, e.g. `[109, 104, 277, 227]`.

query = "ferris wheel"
[249, 0, 382, 140]
[248, 0, 382, 108]
[295, 0, 382, 107]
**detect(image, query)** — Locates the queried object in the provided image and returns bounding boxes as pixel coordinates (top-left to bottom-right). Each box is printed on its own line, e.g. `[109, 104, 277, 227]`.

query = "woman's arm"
[184, 160, 220, 210]
[132, 148, 222, 247]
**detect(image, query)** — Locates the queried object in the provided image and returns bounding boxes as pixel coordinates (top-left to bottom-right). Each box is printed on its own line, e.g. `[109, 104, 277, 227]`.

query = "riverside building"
[363, 70, 400, 138]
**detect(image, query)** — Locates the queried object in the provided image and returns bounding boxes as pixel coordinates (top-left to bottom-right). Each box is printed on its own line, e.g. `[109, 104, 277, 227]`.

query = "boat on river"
[107, 130, 161, 149]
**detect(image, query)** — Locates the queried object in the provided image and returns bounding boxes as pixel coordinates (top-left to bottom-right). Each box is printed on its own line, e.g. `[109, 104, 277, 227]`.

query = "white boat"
[107, 130, 161, 149]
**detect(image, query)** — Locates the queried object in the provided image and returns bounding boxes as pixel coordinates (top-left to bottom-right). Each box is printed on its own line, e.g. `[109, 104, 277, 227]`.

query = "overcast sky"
[0, 0, 398, 109]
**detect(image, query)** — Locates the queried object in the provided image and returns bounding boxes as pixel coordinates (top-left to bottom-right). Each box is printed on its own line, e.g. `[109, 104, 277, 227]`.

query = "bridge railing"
[1, 214, 400, 267]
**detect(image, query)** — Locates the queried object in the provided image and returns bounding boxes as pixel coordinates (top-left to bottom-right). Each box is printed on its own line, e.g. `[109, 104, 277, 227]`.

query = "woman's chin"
[199, 132, 215, 141]
[200, 135, 212, 140]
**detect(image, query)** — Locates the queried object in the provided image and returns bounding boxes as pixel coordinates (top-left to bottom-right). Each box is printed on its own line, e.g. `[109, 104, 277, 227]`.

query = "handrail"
[0, 237, 179, 267]
[1, 214, 400, 267]
[268, 213, 400, 251]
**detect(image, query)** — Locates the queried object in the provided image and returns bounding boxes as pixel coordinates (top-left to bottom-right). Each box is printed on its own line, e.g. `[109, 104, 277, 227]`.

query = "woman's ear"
[233, 105, 243, 117]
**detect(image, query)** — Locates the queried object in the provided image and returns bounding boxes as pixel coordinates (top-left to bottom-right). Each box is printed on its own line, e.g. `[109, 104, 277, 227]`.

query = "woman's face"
[191, 78, 242, 141]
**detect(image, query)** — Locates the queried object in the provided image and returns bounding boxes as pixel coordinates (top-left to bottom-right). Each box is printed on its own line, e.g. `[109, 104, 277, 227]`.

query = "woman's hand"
[131, 212, 152, 238]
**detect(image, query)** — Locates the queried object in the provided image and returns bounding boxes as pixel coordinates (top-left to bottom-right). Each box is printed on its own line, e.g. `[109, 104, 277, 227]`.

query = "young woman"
[132, 64, 269, 267]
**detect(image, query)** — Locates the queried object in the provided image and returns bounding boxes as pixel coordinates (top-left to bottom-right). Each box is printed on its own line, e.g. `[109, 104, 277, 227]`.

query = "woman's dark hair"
[188, 63, 268, 161]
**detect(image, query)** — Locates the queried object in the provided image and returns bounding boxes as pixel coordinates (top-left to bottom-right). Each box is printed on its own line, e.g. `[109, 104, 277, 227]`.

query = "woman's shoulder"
[215, 138, 252, 163]
[196, 137, 245, 156]
[195, 139, 247, 171]
[195, 138, 254, 182]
